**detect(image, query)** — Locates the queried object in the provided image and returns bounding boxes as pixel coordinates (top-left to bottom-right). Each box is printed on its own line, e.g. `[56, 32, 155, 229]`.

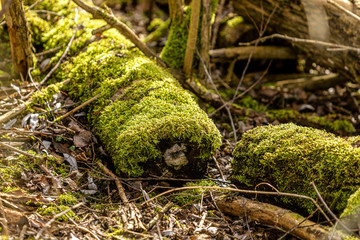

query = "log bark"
[1, 0, 33, 77]
[232, 0, 360, 82]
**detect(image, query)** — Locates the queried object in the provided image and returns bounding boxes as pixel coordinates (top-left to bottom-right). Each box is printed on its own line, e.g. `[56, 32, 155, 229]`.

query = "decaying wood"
[209, 46, 297, 62]
[216, 197, 343, 240]
[1, 0, 33, 77]
[232, 0, 360, 82]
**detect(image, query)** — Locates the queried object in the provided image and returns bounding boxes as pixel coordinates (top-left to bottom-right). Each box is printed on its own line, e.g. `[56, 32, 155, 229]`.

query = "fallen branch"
[209, 46, 297, 62]
[96, 161, 128, 204]
[216, 197, 343, 240]
[55, 93, 101, 122]
[0, 141, 43, 160]
[140, 185, 331, 224]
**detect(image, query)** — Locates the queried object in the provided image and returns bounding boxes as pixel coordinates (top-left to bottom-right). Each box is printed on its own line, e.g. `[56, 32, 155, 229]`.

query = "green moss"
[232, 123, 360, 214]
[26, 11, 50, 47]
[239, 95, 266, 112]
[31, 82, 63, 105]
[267, 109, 355, 133]
[160, 10, 190, 68]
[171, 180, 218, 206]
[341, 188, 360, 217]
[147, 18, 165, 31]
[30, 3, 221, 177]
[144, 19, 170, 43]
[39, 204, 78, 222]
[226, 16, 244, 28]
[58, 193, 78, 205]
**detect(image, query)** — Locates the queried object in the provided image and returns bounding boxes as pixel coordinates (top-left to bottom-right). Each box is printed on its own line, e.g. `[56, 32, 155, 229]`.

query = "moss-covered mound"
[232, 123, 360, 213]
[32, 1, 221, 177]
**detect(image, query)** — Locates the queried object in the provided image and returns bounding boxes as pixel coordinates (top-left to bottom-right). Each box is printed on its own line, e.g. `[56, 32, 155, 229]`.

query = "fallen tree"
[27, 0, 222, 178]
[232, 0, 360, 82]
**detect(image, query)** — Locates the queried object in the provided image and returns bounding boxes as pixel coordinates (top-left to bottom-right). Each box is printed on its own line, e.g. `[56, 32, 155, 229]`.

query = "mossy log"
[232, 0, 360, 82]
[29, 1, 221, 177]
[232, 123, 360, 214]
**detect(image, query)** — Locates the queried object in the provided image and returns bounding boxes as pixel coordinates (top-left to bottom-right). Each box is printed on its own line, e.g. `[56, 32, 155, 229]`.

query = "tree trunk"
[1, 0, 33, 77]
[232, 0, 360, 82]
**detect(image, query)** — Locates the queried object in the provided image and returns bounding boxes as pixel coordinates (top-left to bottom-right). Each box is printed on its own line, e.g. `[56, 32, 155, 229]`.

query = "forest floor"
[1, 1, 360, 240]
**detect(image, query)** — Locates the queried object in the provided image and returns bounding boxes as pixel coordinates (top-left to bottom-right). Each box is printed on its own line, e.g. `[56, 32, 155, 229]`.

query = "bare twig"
[243, 199, 254, 240]
[197, 49, 238, 141]
[231, 5, 278, 104]
[328, 0, 360, 22]
[0, 0, 13, 20]
[140, 185, 330, 223]
[55, 93, 102, 122]
[0, 141, 43, 160]
[39, 25, 78, 86]
[92, 24, 112, 35]
[66, 213, 101, 240]
[310, 182, 355, 235]
[35, 45, 63, 57]
[212, 156, 225, 181]
[35, 202, 85, 240]
[238, 33, 360, 52]
[96, 161, 128, 204]
[211, 0, 226, 49]
[72, 0, 166, 67]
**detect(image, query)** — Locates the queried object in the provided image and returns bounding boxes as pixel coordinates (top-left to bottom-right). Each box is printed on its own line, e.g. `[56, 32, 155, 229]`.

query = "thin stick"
[96, 161, 128, 204]
[327, 0, 360, 22]
[196, 49, 238, 141]
[35, 45, 63, 57]
[310, 182, 355, 235]
[0, 141, 43, 159]
[55, 93, 101, 122]
[35, 202, 85, 240]
[39, 28, 78, 86]
[239, 33, 360, 52]
[66, 213, 101, 240]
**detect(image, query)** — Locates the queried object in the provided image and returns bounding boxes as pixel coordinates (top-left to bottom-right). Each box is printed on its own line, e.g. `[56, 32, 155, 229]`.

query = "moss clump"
[267, 109, 355, 134]
[226, 16, 244, 28]
[25, 11, 50, 47]
[58, 193, 78, 205]
[160, 9, 190, 68]
[39, 204, 78, 222]
[171, 180, 218, 206]
[33, 3, 221, 178]
[232, 123, 360, 214]
[31, 82, 63, 105]
[342, 187, 360, 218]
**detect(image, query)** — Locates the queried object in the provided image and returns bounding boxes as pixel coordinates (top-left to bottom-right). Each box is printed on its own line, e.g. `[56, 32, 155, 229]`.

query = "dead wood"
[1, 0, 33, 77]
[232, 0, 360, 82]
[216, 197, 345, 240]
[209, 46, 297, 62]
